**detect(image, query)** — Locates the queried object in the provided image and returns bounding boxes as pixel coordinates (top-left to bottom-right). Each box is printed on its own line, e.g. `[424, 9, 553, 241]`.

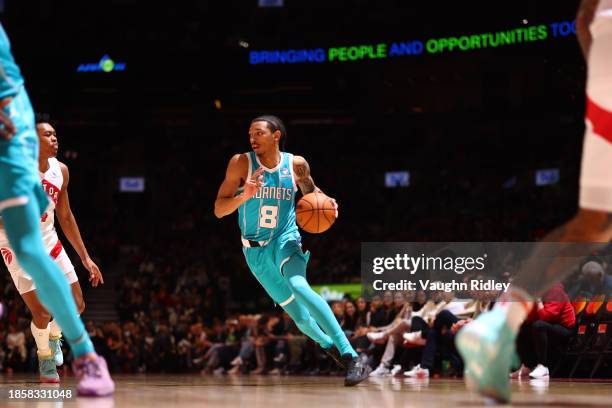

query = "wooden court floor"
[1, 374, 612, 407]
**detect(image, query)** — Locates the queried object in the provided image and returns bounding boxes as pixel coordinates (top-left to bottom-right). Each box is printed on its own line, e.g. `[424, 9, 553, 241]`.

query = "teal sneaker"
[49, 335, 63, 366]
[455, 309, 516, 403]
[39, 354, 60, 383]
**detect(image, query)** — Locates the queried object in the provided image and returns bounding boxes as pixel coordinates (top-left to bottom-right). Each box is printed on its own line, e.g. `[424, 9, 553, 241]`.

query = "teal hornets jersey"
[0, 23, 24, 99]
[0, 23, 42, 209]
[237, 151, 299, 242]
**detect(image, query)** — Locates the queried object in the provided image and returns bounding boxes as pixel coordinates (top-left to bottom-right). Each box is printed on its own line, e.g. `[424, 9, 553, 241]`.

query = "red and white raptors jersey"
[40, 157, 63, 242]
[579, 2, 612, 212]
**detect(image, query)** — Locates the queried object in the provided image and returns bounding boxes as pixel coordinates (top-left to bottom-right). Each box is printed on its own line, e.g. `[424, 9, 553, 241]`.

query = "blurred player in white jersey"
[0, 122, 104, 383]
[457, 0, 612, 402]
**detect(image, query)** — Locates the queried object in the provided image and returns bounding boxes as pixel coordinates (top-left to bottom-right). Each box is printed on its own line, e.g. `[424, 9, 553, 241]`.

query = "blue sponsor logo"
[77, 55, 126, 73]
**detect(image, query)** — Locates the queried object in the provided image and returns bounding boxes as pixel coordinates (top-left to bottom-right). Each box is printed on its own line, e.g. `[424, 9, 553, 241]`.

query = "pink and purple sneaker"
[72, 354, 115, 397]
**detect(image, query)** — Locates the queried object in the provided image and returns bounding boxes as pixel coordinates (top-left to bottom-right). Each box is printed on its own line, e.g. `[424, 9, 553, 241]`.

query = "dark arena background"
[0, 1, 611, 407]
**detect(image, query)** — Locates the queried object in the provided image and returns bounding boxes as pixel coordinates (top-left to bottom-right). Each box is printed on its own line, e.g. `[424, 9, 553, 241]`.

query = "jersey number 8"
[259, 205, 278, 229]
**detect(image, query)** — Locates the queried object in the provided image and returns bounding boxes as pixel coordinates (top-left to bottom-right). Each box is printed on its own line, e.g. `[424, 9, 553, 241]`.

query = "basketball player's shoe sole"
[455, 309, 515, 403]
[49, 335, 63, 366]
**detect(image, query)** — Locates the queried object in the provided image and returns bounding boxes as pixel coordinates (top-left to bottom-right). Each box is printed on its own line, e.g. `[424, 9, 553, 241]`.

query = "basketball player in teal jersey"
[456, 0, 612, 402]
[0, 23, 114, 395]
[215, 115, 371, 386]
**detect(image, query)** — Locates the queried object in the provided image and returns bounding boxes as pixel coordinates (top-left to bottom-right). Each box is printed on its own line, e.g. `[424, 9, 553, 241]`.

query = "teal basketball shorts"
[242, 232, 310, 306]
[0, 87, 47, 214]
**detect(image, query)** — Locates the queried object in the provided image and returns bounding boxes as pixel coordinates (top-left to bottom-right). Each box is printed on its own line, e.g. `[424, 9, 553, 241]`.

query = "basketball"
[296, 192, 337, 233]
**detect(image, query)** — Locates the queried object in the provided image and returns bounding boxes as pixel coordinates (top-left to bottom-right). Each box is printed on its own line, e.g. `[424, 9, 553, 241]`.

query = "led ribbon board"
[249, 20, 576, 65]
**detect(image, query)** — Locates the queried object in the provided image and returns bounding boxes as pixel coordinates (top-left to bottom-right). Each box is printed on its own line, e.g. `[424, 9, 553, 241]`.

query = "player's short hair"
[35, 112, 52, 126]
[251, 115, 287, 149]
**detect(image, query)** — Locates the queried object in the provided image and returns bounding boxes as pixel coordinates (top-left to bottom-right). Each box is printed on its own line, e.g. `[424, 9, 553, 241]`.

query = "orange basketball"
[296, 192, 337, 233]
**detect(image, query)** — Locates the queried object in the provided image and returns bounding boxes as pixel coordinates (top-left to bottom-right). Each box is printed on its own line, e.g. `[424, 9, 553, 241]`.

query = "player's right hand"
[243, 167, 264, 200]
[329, 197, 339, 219]
[0, 98, 16, 141]
[84, 257, 104, 287]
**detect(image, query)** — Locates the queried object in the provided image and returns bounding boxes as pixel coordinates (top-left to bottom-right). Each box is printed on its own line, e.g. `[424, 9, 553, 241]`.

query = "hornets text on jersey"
[237, 151, 298, 243]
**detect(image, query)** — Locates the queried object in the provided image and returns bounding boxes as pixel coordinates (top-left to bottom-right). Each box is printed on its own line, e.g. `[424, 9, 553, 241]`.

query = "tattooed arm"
[576, 0, 599, 60]
[293, 155, 338, 215]
[293, 155, 321, 195]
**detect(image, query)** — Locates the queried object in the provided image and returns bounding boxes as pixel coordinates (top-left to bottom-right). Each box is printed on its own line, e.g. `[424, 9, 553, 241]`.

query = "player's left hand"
[83, 257, 104, 287]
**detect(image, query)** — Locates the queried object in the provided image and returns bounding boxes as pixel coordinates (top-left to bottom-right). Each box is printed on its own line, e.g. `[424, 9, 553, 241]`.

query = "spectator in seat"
[354, 297, 368, 329]
[367, 295, 414, 377]
[404, 292, 491, 379]
[569, 260, 612, 299]
[512, 282, 576, 379]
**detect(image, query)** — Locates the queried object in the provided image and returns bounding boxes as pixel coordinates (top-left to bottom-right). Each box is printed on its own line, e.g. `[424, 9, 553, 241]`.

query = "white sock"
[31, 321, 52, 357]
[493, 286, 534, 332]
[49, 319, 62, 338]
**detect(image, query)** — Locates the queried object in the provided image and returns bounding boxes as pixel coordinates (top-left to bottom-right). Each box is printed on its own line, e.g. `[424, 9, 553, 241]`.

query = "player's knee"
[288, 285, 310, 303]
[286, 276, 310, 295]
[286, 279, 302, 293]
